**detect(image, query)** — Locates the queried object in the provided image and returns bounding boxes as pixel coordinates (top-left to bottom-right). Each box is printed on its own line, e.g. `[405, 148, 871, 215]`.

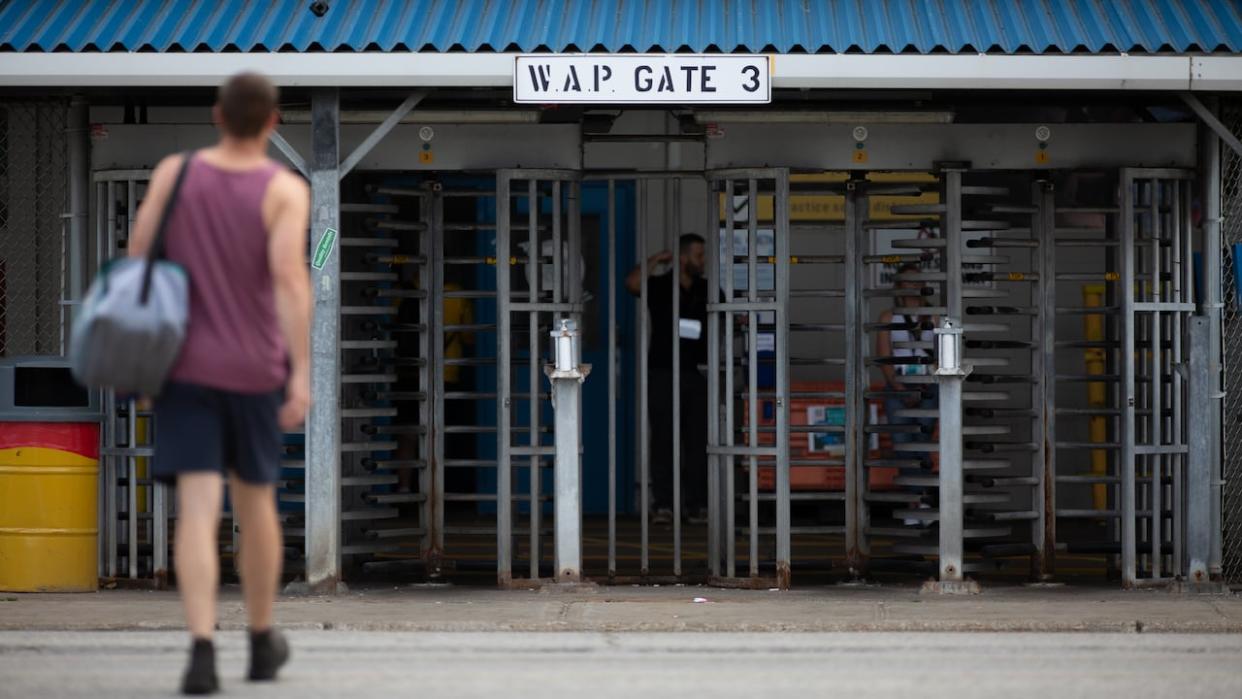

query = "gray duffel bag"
[70, 153, 194, 396]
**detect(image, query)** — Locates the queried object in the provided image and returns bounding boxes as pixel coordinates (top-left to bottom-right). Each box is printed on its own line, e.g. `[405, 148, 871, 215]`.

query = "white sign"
[514, 54, 771, 104]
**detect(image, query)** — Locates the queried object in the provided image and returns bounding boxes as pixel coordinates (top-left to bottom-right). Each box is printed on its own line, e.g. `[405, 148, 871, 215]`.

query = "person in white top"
[875, 263, 938, 451]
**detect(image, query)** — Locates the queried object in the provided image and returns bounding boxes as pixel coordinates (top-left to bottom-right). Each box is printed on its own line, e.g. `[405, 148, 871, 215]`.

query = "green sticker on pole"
[312, 227, 337, 270]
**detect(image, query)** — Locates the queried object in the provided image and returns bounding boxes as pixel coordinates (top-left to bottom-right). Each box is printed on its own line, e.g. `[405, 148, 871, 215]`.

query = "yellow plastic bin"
[0, 360, 100, 592]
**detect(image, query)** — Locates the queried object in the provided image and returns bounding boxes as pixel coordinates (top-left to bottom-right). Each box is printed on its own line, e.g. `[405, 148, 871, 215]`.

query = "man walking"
[128, 72, 310, 694]
[627, 234, 710, 525]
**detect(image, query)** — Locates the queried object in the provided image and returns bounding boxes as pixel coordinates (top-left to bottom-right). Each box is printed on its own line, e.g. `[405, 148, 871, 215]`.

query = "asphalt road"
[1, 630, 1240, 698]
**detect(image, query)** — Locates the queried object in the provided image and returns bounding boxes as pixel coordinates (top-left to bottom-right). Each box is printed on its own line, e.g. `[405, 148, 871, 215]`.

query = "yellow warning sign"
[1035, 150, 1049, 165]
[722, 172, 941, 224]
[419, 151, 434, 164]
[852, 150, 869, 164]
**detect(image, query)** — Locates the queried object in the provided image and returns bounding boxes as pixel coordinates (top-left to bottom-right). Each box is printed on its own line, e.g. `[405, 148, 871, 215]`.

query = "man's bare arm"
[267, 171, 311, 377]
[127, 154, 186, 259]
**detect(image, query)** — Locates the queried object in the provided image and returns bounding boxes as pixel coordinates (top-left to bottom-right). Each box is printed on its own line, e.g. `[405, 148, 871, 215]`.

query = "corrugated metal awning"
[1, 0, 1239, 55]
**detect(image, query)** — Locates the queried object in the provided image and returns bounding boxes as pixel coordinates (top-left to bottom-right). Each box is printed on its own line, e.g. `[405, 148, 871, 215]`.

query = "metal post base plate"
[284, 579, 351, 596]
[920, 579, 982, 596]
[537, 581, 600, 594]
[1167, 580, 1232, 596]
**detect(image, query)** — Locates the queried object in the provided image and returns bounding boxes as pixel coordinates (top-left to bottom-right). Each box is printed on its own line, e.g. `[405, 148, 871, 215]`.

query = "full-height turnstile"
[852, 169, 1053, 583]
[331, 188, 438, 569]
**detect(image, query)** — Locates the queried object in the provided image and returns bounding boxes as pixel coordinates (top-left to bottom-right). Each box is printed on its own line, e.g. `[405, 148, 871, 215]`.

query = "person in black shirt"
[626, 233, 710, 525]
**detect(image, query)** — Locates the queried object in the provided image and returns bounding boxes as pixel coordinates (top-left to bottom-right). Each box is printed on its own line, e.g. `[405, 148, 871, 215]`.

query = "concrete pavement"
[3, 584, 1242, 633]
[1, 630, 1240, 698]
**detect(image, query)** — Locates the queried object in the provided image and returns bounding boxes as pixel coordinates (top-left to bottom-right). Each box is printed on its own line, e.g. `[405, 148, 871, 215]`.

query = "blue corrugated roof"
[1, 0, 1238, 54]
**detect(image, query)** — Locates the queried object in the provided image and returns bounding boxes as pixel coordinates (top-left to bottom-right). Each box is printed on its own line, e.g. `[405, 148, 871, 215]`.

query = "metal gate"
[92, 170, 170, 585]
[849, 170, 1048, 582]
[333, 186, 437, 570]
[495, 169, 582, 586]
[1118, 168, 1197, 586]
[704, 169, 791, 588]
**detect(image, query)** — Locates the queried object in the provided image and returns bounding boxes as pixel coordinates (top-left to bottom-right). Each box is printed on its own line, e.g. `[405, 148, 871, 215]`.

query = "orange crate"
[740, 381, 900, 492]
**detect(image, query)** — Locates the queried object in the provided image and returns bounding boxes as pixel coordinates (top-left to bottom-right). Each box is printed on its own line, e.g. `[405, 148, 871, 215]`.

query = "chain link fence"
[1220, 98, 1242, 585]
[0, 100, 68, 357]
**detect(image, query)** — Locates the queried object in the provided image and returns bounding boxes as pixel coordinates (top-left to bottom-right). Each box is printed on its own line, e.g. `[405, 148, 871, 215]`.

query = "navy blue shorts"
[153, 382, 284, 485]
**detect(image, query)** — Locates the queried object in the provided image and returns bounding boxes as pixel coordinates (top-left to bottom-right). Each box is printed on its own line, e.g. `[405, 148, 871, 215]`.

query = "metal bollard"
[933, 318, 971, 586]
[545, 319, 591, 583]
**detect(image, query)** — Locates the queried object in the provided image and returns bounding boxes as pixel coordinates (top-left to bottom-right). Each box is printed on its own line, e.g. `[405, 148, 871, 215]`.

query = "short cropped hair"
[217, 72, 278, 138]
[679, 233, 706, 252]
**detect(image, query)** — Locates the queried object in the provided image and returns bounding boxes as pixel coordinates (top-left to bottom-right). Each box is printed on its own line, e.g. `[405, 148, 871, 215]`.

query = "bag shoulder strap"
[139, 151, 195, 304]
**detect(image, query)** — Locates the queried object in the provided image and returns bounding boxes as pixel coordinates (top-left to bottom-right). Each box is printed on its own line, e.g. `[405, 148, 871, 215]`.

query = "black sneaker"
[652, 508, 673, 526]
[181, 638, 219, 696]
[247, 628, 290, 682]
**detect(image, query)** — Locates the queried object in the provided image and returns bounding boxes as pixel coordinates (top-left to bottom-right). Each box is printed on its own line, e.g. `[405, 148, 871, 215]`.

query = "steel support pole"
[152, 479, 168, 586]
[1182, 93, 1242, 160]
[723, 179, 737, 580]
[306, 88, 342, 592]
[552, 372, 583, 582]
[1174, 181, 1191, 576]
[638, 181, 649, 575]
[938, 169, 965, 584]
[672, 178, 683, 577]
[1188, 316, 1213, 582]
[1036, 181, 1057, 580]
[1202, 118, 1225, 575]
[125, 181, 138, 581]
[1150, 187, 1163, 580]
[706, 177, 722, 578]
[936, 375, 965, 583]
[1120, 170, 1138, 587]
[844, 180, 867, 576]
[528, 180, 541, 580]
[746, 179, 759, 579]
[268, 130, 308, 179]
[428, 183, 445, 565]
[338, 91, 427, 180]
[548, 321, 588, 583]
[774, 170, 792, 589]
[496, 171, 513, 587]
[607, 180, 618, 579]
[127, 399, 137, 580]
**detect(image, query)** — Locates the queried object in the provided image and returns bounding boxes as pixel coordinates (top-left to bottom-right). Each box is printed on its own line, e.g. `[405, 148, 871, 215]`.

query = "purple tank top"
[164, 155, 289, 393]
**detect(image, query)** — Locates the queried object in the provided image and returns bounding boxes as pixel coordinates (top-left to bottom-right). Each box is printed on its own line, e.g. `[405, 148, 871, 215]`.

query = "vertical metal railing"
[1118, 168, 1197, 587]
[91, 170, 170, 586]
[704, 168, 790, 588]
[607, 179, 618, 579]
[937, 169, 965, 583]
[1035, 181, 1057, 580]
[844, 179, 868, 576]
[495, 169, 581, 587]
